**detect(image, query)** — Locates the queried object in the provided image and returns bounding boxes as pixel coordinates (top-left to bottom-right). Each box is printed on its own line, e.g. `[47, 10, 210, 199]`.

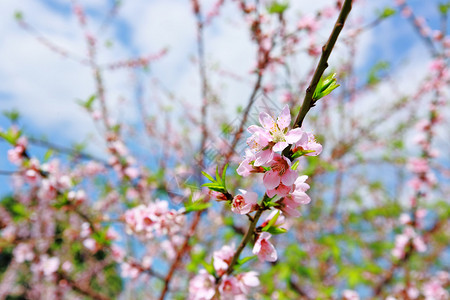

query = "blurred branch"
[60, 271, 112, 300]
[158, 209, 204, 300]
[225, 208, 264, 276]
[27, 137, 110, 166]
[397, 2, 439, 57]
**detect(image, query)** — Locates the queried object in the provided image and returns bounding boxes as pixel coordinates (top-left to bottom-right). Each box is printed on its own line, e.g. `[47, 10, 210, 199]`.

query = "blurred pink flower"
[253, 232, 277, 262]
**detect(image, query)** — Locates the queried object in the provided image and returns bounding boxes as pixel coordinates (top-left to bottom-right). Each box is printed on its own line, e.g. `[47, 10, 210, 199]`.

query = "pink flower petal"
[263, 170, 280, 190]
[285, 128, 305, 144]
[272, 141, 288, 152]
[259, 112, 277, 132]
[281, 169, 298, 186]
[254, 149, 273, 166]
[276, 105, 291, 130]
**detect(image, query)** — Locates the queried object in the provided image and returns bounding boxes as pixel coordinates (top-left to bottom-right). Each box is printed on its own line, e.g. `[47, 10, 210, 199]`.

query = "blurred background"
[0, 0, 449, 299]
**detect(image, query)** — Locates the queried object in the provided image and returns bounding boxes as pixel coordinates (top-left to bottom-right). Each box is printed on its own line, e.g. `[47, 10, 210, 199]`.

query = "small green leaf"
[201, 171, 215, 182]
[262, 210, 280, 232]
[76, 94, 97, 110]
[439, 3, 450, 15]
[2, 109, 20, 122]
[14, 11, 23, 21]
[267, 1, 289, 14]
[43, 149, 53, 162]
[202, 259, 215, 275]
[185, 202, 212, 213]
[266, 227, 287, 234]
[291, 160, 300, 171]
[237, 255, 256, 266]
[313, 73, 340, 101]
[291, 149, 314, 159]
[379, 7, 396, 19]
[221, 164, 228, 190]
[0, 128, 22, 145]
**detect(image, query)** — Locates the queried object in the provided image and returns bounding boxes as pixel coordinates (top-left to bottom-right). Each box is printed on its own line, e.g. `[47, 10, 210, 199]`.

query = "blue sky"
[0, 0, 448, 196]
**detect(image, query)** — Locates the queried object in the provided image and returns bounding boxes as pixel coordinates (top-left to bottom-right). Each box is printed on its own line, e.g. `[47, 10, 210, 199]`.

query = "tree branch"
[293, 0, 353, 128]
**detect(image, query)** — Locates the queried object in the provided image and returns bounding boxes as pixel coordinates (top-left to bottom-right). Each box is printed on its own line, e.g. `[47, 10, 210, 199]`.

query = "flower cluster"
[192, 105, 322, 299]
[392, 212, 427, 259]
[236, 105, 321, 219]
[189, 244, 260, 300]
[123, 200, 185, 238]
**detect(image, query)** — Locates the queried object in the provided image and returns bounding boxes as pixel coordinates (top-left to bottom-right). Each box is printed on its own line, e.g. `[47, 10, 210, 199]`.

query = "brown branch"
[158, 210, 203, 300]
[373, 219, 445, 296]
[293, 0, 353, 128]
[225, 208, 263, 276]
[60, 272, 112, 300]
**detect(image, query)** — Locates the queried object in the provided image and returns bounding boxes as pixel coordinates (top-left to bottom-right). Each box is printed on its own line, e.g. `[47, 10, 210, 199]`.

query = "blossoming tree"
[0, 0, 449, 299]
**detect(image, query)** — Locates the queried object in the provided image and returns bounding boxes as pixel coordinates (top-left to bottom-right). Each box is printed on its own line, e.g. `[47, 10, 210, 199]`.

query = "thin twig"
[293, 0, 353, 129]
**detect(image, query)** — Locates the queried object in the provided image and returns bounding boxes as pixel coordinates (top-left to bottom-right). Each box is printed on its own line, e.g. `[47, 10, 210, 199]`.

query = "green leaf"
[76, 94, 97, 110]
[0, 128, 22, 145]
[185, 202, 212, 213]
[221, 164, 228, 190]
[267, 1, 289, 14]
[202, 259, 215, 275]
[14, 11, 23, 21]
[43, 149, 53, 162]
[201, 171, 215, 182]
[201, 165, 228, 194]
[291, 149, 314, 159]
[262, 210, 280, 232]
[237, 255, 256, 266]
[2, 109, 20, 122]
[267, 227, 287, 234]
[379, 7, 396, 19]
[313, 73, 340, 101]
[438, 3, 450, 15]
[368, 61, 390, 85]
[291, 160, 300, 171]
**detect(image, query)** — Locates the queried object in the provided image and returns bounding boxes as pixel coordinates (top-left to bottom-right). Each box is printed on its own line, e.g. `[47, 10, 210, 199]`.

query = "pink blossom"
[277, 175, 311, 217]
[236, 271, 260, 295]
[83, 238, 99, 252]
[32, 255, 60, 277]
[423, 278, 449, 299]
[407, 285, 420, 299]
[342, 289, 360, 300]
[123, 200, 185, 237]
[188, 269, 216, 300]
[213, 244, 235, 275]
[7, 147, 23, 165]
[263, 154, 298, 192]
[237, 150, 265, 177]
[408, 157, 429, 174]
[13, 243, 34, 263]
[253, 232, 277, 262]
[124, 167, 140, 179]
[121, 262, 140, 279]
[246, 105, 305, 165]
[293, 132, 322, 156]
[266, 183, 292, 198]
[399, 213, 411, 225]
[412, 236, 427, 252]
[260, 210, 286, 228]
[297, 15, 319, 32]
[25, 169, 39, 184]
[61, 261, 73, 272]
[219, 275, 242, 299]
[231, 190, 258, 214]
[111, 245, 125, 262]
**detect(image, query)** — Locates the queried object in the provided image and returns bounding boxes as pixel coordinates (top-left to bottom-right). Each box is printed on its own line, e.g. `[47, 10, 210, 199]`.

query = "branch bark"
[293, 0, 353, 128]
